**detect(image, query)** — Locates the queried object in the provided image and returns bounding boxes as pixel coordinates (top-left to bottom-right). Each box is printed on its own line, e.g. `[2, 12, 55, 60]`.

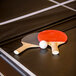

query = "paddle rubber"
[22, 33, 39, 45]
[38, 30, 67, 42]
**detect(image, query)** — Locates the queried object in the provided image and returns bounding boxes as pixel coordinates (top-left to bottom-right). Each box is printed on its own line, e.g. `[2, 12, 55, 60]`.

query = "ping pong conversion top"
[0, 0, 76, 76]
[0, 0, 76, 44]
[0, 19, 76, 76]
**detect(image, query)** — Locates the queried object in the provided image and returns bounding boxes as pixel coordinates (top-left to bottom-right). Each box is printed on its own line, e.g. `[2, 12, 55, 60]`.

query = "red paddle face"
[38, 30, 67, 42]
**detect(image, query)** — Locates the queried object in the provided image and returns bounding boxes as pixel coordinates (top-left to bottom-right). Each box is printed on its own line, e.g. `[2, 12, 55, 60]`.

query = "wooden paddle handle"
[49, 42, 59, 55]
[14, 43, 39, 55]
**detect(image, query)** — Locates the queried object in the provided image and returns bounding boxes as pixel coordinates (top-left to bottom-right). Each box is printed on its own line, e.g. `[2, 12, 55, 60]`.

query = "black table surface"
[0, 0, 76, 43]
[1, 18, 76, 76]
[0, 0, 76, 76]
[0, 0, 76, 22]
[0, 57, 21, 76]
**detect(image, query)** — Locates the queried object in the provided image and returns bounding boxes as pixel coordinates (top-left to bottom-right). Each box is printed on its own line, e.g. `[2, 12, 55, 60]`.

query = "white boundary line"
[0, 0, 74, 25]
[0, 48, 36, 76]
[49, 0, 76, 12]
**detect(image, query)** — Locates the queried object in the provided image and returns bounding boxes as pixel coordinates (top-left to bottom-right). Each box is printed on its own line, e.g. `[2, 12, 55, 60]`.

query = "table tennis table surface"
[0, 0, 76, 76]
[0, 0, 76, 43]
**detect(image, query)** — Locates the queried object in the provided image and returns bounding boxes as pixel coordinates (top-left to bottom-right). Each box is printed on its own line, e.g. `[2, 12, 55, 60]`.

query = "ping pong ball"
[39, 40, 48, 49]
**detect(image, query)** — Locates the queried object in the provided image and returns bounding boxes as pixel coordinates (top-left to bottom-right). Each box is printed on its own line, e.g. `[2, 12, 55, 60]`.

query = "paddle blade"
[38, 30, 68, 42]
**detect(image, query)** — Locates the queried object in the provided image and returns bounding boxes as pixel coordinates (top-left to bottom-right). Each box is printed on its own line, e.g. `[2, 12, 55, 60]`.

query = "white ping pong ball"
[39, 40, 48, 49]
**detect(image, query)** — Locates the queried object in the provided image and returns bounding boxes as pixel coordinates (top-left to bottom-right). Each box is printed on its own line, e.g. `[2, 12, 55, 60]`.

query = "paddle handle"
[49, 42, 59, 55]
[14, 43, 39, 55]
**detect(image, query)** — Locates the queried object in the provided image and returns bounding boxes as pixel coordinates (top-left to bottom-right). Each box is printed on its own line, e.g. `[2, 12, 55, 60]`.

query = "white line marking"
[0, 48, 36, 76]
[0, 0, 74, 25]
[49, 0, 76, 11]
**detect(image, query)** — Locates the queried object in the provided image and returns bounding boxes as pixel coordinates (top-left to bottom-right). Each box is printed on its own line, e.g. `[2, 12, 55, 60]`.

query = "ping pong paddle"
[38, 30, 68, 55]
[14, 33, 39, 54]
